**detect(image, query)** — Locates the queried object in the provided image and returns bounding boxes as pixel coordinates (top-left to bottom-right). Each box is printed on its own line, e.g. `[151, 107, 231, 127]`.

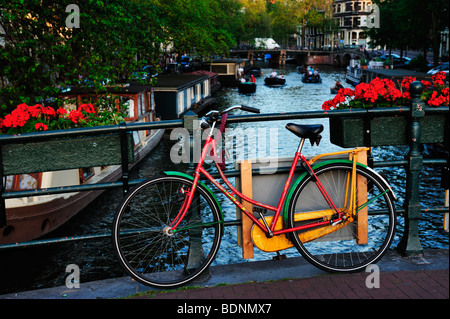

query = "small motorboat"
[238, 82, 257, 94]
[264, 76, 286, 87]
[246, 66, 262, 77]
[302, 75, 322, 83]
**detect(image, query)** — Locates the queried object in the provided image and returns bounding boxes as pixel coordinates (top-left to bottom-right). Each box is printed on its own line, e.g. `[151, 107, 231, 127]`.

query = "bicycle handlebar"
[239, 105, 260, 114]
[201, 105, 260, 129]
[221, 104, 260, 115]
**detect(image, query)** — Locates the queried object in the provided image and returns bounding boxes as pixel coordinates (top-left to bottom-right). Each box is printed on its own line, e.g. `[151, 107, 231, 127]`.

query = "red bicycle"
[112, 105, 397, 288]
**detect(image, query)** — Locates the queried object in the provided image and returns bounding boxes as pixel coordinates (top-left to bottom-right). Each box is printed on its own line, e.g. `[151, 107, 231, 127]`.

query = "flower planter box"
[1, 133, 134, 175]
[329, 113, 447, 148]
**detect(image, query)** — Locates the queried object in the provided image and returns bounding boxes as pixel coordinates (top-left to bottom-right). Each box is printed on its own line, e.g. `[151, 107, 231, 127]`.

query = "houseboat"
[153, 73, 214, 119]
[184, 70, 221, 94]
[345, 59, 432, 86]
[203, 58, 248, 87]
[1, 85, 164, 245]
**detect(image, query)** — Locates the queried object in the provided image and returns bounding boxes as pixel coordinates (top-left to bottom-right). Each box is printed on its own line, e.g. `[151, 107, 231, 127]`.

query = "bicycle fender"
[363, 165, 397, 201]
[163, 171, 224, 222]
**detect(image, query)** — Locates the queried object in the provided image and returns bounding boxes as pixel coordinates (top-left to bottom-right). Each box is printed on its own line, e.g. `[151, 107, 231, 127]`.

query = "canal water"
[0, 65, 448, 294]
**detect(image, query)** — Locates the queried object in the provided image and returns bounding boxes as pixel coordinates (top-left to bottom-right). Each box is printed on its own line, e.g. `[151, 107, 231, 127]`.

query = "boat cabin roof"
[153, 74, 209, 91]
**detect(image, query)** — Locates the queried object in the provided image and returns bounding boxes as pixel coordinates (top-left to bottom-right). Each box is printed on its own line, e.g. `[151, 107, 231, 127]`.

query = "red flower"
[421, 80, 432, 89]
[322, 100, 335, 111]
[78, 103, 96, 114]
[35, 123, 48, 131]
[432, 71, 447, 86]
[427, 90, 449, 106]
[41, 106, 56, 118]
[57, 108, 68, 115]
[29, 104, 43, 117]
[401, 76, 416, 90]
[4, 107, 30, 128]
[322, 76, 415, 110]
[68, 110, 86, 124]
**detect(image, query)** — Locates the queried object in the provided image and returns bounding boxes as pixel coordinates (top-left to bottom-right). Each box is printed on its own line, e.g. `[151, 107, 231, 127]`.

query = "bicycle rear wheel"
[112, 175, 223, 288]
[287, 162, 396, 272]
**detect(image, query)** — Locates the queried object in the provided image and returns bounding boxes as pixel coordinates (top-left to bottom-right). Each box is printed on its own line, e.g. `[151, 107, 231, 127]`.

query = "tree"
[0, 0, 164, 112]
[0, 0, 242, 113]
[236, 0, 271, 43]
[288, 0, 331, 50]
[367, 0, 449, 65]
[156, 0, 240, 57]
[269, 0, 303, 47]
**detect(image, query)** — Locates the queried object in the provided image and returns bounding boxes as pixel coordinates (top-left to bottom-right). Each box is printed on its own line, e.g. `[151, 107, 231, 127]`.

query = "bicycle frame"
[169, 126, 370, 239]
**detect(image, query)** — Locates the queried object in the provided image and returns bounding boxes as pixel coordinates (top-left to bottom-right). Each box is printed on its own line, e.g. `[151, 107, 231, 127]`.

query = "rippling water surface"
[0, 65, 447, 294]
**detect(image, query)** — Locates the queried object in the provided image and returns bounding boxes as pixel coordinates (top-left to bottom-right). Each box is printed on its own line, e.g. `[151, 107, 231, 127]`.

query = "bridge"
[230, 48, 366, 67]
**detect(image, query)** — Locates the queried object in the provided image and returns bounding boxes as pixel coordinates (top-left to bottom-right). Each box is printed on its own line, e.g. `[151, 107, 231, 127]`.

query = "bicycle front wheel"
[287, 162, 396, 272]
[112, 175, 223, 288]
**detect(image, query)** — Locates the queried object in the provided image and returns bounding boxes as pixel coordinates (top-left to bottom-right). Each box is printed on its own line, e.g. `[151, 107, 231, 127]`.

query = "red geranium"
[68, 110, 86, 124]
[1, 102, 125, 134]
[78, 103, 96, 114]
[322, 73, 448, 110]
[401, 76, 416, 90]
[432, 71, 446, 86]
[35, 123, 48, 131]
[323, 77, 404, 110]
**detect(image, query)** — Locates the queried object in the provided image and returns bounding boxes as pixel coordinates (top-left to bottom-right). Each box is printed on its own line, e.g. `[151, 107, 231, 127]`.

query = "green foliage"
[407, 55, 430, 72]
[157, 0, 239, 56]
[366, 0, 449, 65]
[0, 0, 338, 116]
[0, 0, 241, 114]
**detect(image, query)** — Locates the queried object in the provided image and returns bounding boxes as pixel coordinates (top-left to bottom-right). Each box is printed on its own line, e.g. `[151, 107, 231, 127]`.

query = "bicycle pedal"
[272, 252, 287, 261]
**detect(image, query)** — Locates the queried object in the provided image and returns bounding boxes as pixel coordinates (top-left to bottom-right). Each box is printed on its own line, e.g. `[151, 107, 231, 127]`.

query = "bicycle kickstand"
[273, 251, 287, 261]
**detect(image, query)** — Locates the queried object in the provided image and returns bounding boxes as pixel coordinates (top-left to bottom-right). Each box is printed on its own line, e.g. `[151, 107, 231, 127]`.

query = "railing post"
[0, 146, 5, 227]
[182, 111, 205, 269]
[397, 81, 425, 256]
[182, 110, 200, 166]
[119, 122, 130, 195]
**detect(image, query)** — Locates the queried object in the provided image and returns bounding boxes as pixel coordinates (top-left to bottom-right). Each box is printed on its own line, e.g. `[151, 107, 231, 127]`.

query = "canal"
[0, 65, 448, 294]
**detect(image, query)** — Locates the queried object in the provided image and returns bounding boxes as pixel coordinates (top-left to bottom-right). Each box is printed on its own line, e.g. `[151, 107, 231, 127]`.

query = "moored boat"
[1, 85, 165, 245]
[345, 59, 366, 86]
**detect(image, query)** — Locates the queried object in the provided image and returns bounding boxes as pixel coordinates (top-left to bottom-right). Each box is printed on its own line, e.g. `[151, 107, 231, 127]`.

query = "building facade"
[333, 0, 376, 47]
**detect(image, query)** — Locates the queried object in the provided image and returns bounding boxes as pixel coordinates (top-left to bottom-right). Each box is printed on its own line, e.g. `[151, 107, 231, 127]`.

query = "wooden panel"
[240, 160, 254, 259]
[355, 149, 368, 244]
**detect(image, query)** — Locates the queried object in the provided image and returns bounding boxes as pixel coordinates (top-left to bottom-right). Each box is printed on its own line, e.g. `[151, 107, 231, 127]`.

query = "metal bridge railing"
[0, 84, 448, 255]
